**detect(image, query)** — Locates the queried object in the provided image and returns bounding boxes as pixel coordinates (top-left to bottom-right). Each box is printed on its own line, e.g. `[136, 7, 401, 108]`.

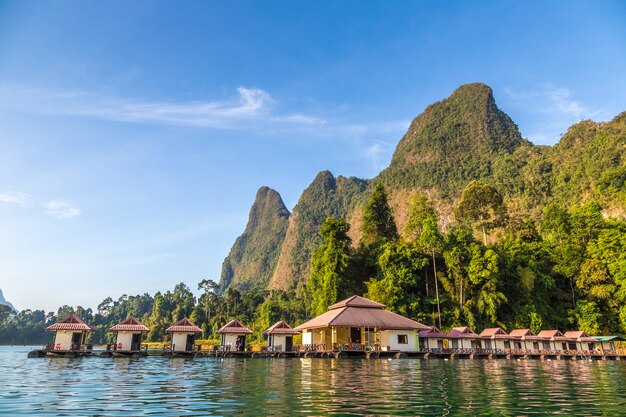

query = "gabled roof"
[564, 331, 596, 343]
[166, 317, 202, 333]
[217, 319, 253, 334]
[418, 326, 448, 338]
[446, 327, 479, 339]
[295, 297, 429, 331]
[263, 321, 299, 336]
[328, 295, 385, 310]
[47, 314, 93, 332]
[537, 330, 571, 341]
[509, 329, 534, 337]
[479, 328, 509, 339]
[108, 316, 150, 332]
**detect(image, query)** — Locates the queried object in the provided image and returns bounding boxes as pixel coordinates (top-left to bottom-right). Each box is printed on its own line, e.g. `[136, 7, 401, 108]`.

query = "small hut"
[537, 330, 571, 351]
[263, 321, 298, 352]
[418, 326, 448, 351]
[217, 319, 253, 351]
[508, 329, 542, 351]
[166, 317, 202, 353]
[46, 314, 93, 352]
[446, 327, 481, 350]
[563, 331, 597, 352]
[108, 316, 149, 354]
[479, 328, 512, 351]
[592, 336, 626, 355]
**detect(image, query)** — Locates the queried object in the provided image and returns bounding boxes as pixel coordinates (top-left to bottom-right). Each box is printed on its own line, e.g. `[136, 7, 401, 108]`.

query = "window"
[397, 334, 408, 344]
[504, 341, 511, 349]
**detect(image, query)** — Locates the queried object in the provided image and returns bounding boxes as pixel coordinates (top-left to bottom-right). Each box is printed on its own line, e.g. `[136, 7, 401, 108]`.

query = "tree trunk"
[433, 250, 442, 329]
[482, 225, 487, 246]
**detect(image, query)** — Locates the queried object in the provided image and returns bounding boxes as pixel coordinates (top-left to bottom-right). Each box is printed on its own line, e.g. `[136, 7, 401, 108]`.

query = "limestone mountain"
[219, 186, 290, 292]
[219, 82, 626, 293]
[268, 171, 368, 290]
[0, 289, 15, 311]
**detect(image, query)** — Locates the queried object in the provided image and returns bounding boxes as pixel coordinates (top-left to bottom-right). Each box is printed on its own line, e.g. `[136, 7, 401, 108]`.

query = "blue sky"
[0, 1, 624, 312]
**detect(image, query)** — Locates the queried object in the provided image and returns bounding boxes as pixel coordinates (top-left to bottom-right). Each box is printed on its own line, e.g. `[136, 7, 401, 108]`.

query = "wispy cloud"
[0, 85, 325, 129]
[0, 192, 32, 206]
[43, 200, 81, 220]
[503, 83, 609, 144]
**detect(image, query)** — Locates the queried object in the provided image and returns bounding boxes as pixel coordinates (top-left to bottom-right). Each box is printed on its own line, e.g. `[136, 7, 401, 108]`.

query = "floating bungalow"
[446, 327, 481, 350]
[563, 331, 597, 352]
[418, 326, 448, 350]
[593, 335, 626, 354]
[537, 330, 572, 351]
[263, 321, 298, 352]
[508, 329, 543, 351]
[106, 316, 149, 356]
[479, 328, 513, 351]
[294, 295, 429, 353]
[166, 317, 202, 354]
[45, 314, 93, 356]
[217, 319, 253, 352]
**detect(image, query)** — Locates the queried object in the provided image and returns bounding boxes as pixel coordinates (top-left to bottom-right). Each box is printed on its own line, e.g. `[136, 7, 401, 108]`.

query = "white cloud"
[0, 192, 31, 206]
[43, 200, 81, 220]
[0, 85, 325, 130]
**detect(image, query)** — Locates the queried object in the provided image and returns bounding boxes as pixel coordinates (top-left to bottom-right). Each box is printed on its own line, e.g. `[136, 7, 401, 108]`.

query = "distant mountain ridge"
[0, 289, 16, 311]
[219, 82, 626, 292]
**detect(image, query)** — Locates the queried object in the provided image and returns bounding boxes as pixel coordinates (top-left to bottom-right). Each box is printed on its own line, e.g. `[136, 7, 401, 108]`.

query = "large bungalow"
[294, 295, 429, 353]
[108, 316, 149, 356]
[263, 321, 298, 352]
[217, 319, 253, 352]
[166, 317, 202, 353]
[46, 314, 93, 354]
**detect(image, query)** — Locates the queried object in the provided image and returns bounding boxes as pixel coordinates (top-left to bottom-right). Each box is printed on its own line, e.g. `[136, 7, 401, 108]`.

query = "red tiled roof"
[509, 329, 534, 338]
[564, 331, 597, 342]
[108, 316, 150, 332]
[217, 319, 253, 334]
[328, 295, 385, 310]
[537, 330, 571, 341]
[166, 317, 202, 333]
[295, 304, 429, 331]
[46, 314, 93, 331]
[446, 326, 479, 339]
[263, 320, 299, 335]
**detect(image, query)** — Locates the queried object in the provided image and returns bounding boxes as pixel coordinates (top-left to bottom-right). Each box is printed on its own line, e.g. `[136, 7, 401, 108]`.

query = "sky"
[0, 1, 624, 312]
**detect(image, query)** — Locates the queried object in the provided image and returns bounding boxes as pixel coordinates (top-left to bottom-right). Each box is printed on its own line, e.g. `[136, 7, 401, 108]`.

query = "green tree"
[360, 183, 398, 245]
[308, 217, 352, 316]
[456, 180, 506, 245]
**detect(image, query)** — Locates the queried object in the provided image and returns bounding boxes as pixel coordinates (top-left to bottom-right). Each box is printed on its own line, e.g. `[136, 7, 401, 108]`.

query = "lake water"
[1, 346, 625, 416]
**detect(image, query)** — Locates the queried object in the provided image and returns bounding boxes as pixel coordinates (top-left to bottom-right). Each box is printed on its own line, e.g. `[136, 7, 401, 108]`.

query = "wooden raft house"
[263, 321, 299, 352]
[165, 317, 202, 356]
[29, 314, 93, 357]
[217, 319, 253, 352]
[101, 316, 150, 357]
[294, 295, 429, 357]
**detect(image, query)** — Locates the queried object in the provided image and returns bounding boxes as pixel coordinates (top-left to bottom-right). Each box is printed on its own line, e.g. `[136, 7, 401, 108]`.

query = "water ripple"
[1, 347, 625, 416]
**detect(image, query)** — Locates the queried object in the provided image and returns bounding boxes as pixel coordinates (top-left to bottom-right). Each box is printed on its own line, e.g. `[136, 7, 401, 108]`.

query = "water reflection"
[1, 346, 626, 416]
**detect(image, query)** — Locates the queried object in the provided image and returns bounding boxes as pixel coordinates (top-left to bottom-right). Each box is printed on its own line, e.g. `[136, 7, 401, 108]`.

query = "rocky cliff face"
[219, 83, 626, 292]
[219, 186, 290, 292]
[268, 171, 368, 290]
[0, 289, 16, 311]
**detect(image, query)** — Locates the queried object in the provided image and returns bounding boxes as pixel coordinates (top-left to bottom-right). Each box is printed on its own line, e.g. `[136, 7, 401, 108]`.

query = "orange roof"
[564, 331, 597, 342]
[328, 295, 385, 310]
[263, 321, 299, 335]
[446, 327, 479, 339]
[537, 330, 571, 341]
[47, 314, 93, 332]
[295, 296, 429, 331]
[166, 317, 202, 333]
[217, 319, 253, 334]
[479, 328, 510, 339]
[108, 316, 150, 332]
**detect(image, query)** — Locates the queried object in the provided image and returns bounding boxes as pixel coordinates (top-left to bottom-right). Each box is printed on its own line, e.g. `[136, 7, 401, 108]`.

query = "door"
[132, 333, 141, 351]
[186, 334, 195, 351]
[71, 332, 82, 350]
[285, 336, 293, 352]
[350, 327, 361, 344]
[236, 335, 246, 351]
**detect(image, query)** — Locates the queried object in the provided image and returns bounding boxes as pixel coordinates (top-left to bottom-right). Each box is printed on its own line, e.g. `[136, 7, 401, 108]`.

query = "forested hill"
[0, 289, 15, 312]
[221, 83, 626, 293]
